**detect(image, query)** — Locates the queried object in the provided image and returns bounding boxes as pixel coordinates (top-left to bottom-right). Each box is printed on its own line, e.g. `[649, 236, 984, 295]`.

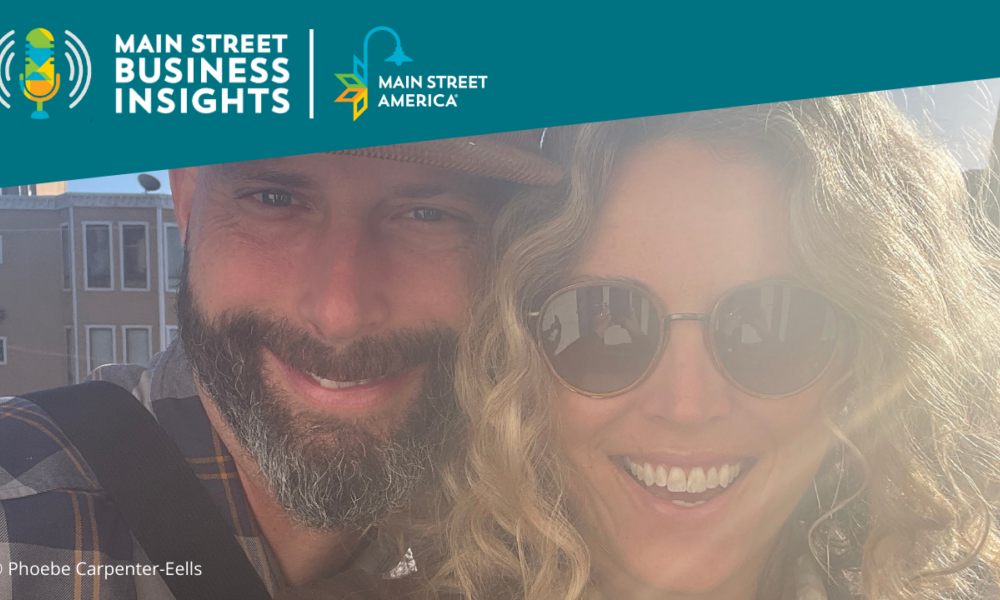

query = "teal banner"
[1, 1, 999, 186]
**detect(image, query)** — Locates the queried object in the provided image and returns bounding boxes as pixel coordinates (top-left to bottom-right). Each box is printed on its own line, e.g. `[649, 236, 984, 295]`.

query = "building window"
[1, 185, 37, 196]
[87, 326, 115, 374]
[124, 326, 152, 365]
[120, 223, 149, 290]
[166, 325, 179, 345]
[0, 337, 6, 365]
[84, 222, 113, 290]
[65, 327, 75, 384]
[165, 223, 182, 292]
[62, 224, 71, 290]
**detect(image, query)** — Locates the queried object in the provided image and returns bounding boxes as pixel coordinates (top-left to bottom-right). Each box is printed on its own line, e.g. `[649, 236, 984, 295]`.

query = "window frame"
[119, 221, 151, 292]
[65, 326, 75, 384]
[165, 325, 179, 345]
[86, 325, 116, 374]
[61, 223, 71, 290]
[82, 221, 115, 292]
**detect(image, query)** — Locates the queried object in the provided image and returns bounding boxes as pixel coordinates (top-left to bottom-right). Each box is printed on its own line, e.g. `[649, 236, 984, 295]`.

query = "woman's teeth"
[624, 457, 743, 494]
[308, 372, 374, 389]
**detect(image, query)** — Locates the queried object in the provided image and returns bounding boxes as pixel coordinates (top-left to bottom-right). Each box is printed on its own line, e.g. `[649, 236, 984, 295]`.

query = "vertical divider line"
[309, 29, 315, 119]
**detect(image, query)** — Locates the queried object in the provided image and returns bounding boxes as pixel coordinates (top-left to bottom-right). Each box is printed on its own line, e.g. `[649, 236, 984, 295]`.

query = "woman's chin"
[596, 545, 747, 599]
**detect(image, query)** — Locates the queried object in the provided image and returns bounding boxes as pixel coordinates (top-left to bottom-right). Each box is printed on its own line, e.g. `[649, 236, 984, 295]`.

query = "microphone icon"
[19, 28, 60, 119]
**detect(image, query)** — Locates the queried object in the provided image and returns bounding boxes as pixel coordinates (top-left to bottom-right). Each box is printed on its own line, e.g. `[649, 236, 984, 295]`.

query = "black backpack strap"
[25, 381, 272, 600]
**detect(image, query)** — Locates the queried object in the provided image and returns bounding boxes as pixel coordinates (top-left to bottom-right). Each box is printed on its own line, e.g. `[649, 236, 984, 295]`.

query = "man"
[0, 132, 562, 599]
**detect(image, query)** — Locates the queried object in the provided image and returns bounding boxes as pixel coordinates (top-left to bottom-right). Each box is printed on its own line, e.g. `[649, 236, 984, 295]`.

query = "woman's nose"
[636, 320, 734, 428]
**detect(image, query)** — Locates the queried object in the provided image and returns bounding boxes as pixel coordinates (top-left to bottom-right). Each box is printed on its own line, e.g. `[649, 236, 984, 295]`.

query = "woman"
[431, 95, 1000, 599]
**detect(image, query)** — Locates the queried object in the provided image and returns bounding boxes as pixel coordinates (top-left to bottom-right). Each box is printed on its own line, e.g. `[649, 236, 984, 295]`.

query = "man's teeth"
[308, 372, 373, 389]
[624, 457, 743, 493]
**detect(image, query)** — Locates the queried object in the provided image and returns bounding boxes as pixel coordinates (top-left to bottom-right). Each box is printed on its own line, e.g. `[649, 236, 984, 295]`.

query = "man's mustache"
[212, 311, 458, 383]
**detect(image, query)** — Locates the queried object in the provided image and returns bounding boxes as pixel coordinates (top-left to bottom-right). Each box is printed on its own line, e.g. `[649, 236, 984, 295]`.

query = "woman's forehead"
[604, 138, 786, 211]
[575, 138, 796, 302]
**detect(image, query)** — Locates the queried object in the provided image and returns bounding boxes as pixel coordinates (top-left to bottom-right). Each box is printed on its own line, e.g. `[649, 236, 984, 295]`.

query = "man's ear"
[169, 167, 199, 244]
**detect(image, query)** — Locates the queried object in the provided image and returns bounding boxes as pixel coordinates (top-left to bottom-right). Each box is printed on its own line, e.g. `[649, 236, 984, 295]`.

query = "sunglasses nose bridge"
[658, 313, 716, 379]
[663, 313, 710, 324]
[657, 311, 713, 361]
[661, 313, 712, 342]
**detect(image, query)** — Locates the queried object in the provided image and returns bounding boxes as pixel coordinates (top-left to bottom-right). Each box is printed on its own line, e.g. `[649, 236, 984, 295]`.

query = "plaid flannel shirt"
[0, 341, 395, 600]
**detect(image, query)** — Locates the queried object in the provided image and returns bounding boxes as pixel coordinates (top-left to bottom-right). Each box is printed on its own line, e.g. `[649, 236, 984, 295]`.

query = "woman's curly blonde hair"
[420, 93, 1000, 600]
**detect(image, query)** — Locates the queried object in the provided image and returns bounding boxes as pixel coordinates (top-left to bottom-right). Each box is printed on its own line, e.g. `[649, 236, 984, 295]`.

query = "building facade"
[0, 192, 179, 396]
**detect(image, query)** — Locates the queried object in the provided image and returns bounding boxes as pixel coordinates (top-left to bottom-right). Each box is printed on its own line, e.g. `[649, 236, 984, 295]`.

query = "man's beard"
[176, 254, 458, 530]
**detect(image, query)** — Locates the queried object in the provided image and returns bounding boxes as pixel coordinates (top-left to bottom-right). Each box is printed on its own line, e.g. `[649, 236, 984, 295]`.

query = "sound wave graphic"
[0, 30, 14, 109]
[0, 29, 90, 111]
[64, 30, 90, 109]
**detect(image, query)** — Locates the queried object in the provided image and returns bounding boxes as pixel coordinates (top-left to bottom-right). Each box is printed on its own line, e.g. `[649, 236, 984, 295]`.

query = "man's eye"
[253, 190, 293, 207]
[410, 208, 445, 222]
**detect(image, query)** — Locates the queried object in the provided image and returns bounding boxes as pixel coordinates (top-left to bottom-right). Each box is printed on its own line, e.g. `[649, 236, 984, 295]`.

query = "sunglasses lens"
[539, 285, 662, 395]
[712, 284, 839, 396]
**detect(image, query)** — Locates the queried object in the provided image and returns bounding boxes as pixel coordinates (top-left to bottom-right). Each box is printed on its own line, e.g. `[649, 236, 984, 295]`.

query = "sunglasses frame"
[532, 278, 847, 400]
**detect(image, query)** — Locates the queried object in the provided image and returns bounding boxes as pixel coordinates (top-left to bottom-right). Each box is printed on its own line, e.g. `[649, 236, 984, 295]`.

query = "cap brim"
[328, 137, 563, 185]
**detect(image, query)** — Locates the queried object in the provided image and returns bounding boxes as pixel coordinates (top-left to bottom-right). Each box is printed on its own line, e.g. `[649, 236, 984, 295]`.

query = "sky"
[67, 169, 171, 194]
[888, 78, 1000, 170]
[64, 79, 1000, 195]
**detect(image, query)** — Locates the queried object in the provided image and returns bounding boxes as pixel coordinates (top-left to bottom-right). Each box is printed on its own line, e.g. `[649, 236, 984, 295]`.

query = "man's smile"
[270, 349, 427, 413]
[307, 372, 381, 389]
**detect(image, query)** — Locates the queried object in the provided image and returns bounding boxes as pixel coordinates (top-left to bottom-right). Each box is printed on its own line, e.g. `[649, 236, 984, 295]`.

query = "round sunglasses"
[532, 279, 846, 399]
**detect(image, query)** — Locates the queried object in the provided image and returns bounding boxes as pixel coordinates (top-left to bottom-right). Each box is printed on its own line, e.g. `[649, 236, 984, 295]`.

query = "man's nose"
[636, 321, 733, 427]
[297, 221, 391, 341]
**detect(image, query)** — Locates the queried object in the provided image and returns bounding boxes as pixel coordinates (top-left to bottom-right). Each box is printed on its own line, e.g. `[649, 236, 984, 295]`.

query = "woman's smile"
[618, 455, 753, 507]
